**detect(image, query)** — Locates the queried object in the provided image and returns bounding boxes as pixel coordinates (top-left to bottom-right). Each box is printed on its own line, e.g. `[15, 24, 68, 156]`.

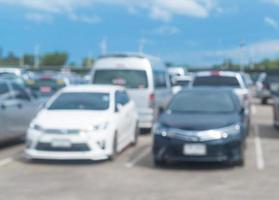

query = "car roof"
[61, 85, 125, 93]
[195, 71, 241, 77]
[94, 53, 165, 70]
[181, 87, 236, 93]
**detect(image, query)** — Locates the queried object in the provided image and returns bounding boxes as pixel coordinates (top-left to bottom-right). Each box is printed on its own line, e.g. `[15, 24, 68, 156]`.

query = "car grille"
[44, 129, 80, 135]
[36, 142, 90, 152]
[168, 129, 200, 142]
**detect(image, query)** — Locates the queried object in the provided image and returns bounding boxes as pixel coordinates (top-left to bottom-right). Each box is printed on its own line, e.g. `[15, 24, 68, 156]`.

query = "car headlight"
[219, 124, 241, 135]
[30, 123, 43, 131]
[152, 123, 171, 137]
[198, 124, 240, 141]
[56, 79, 65, 85]
[93, 122, 109, 131]
[26, 79, 35, 85]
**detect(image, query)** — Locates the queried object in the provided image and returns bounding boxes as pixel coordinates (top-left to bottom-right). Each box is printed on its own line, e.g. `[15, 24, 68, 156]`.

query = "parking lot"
[0, 100, 277, 200]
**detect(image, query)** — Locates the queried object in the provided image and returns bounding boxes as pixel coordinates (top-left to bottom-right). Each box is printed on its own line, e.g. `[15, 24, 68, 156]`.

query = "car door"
[115, 91, 130, 148]
[153, 70, 172, 116]
[0, 82, 11, 141]
[5, 83, 37, 137]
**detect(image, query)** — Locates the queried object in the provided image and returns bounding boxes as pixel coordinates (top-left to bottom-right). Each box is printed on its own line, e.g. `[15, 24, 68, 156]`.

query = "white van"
[91, 54, 172, 130]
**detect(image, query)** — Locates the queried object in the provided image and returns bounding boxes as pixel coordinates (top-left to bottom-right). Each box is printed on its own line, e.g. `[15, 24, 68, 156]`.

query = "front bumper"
[25, 149, 109, 161]
[25, 129, 112, 161]
[153, 135, 244, 163]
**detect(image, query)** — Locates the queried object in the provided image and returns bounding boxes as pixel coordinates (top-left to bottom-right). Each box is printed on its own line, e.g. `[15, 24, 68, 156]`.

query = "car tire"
[232, 145, 245, 167]
[109, 133, 118, 161]
[131, 122, 139, 146]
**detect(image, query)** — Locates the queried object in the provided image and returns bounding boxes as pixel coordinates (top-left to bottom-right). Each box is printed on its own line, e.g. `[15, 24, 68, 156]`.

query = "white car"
[191, 71, 252, 110]
[91, 54, 172, 130]
[25, 85, 138, 161]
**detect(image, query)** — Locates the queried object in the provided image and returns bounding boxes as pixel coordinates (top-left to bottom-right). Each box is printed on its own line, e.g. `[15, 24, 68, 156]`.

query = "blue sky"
[1, 0, 279, 66]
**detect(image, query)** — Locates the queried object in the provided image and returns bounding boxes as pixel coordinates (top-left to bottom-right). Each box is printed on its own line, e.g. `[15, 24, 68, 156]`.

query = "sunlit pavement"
[0, 101, 279, 200]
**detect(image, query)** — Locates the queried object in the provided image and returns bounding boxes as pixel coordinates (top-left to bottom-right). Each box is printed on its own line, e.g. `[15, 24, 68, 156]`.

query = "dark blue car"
[152, 88, 249, 166]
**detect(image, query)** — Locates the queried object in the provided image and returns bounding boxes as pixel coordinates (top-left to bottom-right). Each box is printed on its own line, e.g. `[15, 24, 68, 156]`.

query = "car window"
[154, 71, 167, 89]
[193, 76, 241, 88]
[94, 69, 148, 89]
[48, 92, 110, 110]
[0, 82, 9, 95]
[168, 91, 237, 113]
[115, 91, 129, 106]
[11, 83, 31, 100]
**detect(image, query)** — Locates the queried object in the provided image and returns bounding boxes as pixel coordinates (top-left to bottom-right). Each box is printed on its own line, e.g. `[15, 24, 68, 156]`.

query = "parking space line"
[125, 146, 151, 168]
[0, 157, 14, 167]
[254, 125, 265, 170]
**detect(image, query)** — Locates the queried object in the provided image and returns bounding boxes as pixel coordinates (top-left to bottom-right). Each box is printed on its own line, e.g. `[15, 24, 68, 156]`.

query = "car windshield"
[168, 91, 236, 113]
[93, 69, 148, 89]
[267, 75, 279, 83]
[193, 76, 240, 88]
[48, 92, 110, 110]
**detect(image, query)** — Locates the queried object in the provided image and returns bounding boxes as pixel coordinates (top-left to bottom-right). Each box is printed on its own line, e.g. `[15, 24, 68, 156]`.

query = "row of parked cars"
[0, 54, 278, 167]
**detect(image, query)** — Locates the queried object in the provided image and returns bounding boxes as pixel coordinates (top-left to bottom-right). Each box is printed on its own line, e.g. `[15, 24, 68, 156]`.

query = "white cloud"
[264, 16, 278, 29]
[69, 13, 102, 24]
[25, 12, 53, 23]
[205, 40, 279, 61]
[152, 25, 180, 35]
[0, 0, 218, 22]
[263, 0, 279, 6]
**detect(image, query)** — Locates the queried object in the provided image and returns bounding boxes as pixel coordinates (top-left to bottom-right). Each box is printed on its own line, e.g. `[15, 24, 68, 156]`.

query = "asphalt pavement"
[0, 101, 279, 200]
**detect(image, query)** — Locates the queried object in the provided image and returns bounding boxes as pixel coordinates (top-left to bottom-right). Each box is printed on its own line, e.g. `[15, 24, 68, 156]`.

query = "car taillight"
[149, 93, 156, 108]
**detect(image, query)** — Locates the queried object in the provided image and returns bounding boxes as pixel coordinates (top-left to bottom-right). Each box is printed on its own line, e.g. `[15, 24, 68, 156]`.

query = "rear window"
[193, 76, 240, 88]
[48, 92, 110, 110]
[93, 70, 148, 89]
[168, 91, 236, 113]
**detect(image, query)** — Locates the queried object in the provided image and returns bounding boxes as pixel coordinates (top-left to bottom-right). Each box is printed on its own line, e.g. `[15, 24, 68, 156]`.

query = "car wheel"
[131, 122, 139, 146]
[109, 133, 118, 161]
[231, 145, 245, 167]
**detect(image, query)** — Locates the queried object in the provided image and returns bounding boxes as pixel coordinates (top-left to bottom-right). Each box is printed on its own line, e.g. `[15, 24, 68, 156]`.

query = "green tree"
[40, 52, 68, 68]
[82, 57, 94, 69]
[23, 54, 35, 66]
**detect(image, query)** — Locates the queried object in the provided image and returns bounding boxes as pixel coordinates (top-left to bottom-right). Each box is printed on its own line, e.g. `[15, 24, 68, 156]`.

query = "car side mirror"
[240, 107, 246, 115]
[115, 104, 123, 113]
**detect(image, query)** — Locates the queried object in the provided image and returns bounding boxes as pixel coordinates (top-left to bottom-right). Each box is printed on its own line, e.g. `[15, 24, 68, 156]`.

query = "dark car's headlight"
[198, 124, 241, 141]
[152, 123, 173, 137]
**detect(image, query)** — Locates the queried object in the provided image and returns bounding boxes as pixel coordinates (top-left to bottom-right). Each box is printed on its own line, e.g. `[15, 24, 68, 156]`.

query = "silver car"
[0, 80, 41, 143]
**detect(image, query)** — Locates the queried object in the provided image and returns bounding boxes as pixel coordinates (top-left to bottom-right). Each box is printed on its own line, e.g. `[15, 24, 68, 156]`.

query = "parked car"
[152, 88, 249, 166]
[256, 72, 279, 104]
[91, 53, 172, 130]
[25, 85, 138, 161]
[0, 80, 41, 143]
[0, 67, 33, 81]
[191, 71, 252, 111]
[26, 71, 67, 98]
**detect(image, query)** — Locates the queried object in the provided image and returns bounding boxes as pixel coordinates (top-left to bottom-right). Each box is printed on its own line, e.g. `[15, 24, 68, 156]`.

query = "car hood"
[159, 112, 240, 131]
[34, 110, 111, 129]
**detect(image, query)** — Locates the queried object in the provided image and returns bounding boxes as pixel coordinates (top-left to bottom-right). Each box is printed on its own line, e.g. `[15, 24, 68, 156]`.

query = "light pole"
[240, 41, 245, 72]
